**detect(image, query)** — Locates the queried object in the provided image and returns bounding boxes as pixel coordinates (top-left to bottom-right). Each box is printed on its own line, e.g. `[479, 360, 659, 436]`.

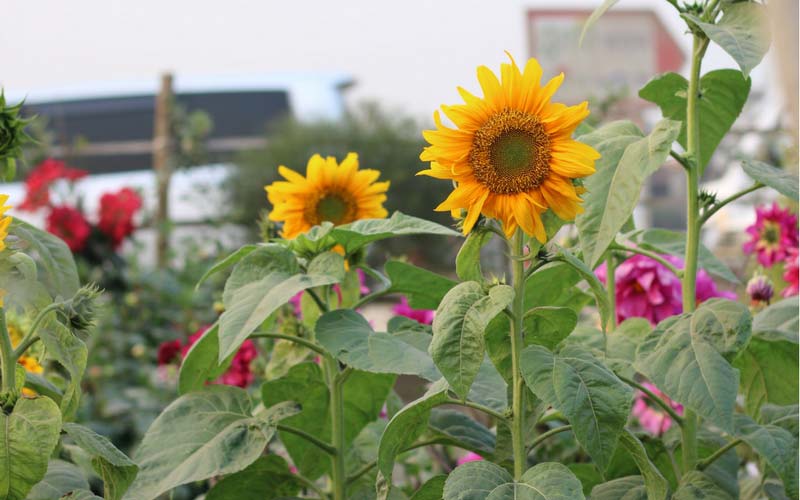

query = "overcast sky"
[0, 0, 787, 121]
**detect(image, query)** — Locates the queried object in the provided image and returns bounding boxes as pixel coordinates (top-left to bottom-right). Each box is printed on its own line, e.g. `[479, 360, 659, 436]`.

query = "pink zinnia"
[457, 452, 483, 466]
[743, 203, 798, 267]
[632, 382, 683, 435]
[392, 296, 434, 325]
[597, 254, 735, 326]
[782, 247, 799, 298]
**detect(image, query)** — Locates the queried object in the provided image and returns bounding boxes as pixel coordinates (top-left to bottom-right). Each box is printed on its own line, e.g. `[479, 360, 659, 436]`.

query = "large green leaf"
[520, 345, 633, 471]
[634, 228, 739, 283]
[331, 211, 460, 253]
[38, 317, 87, 420]
[26, 460, 89, 500]
[617, 430, 669, 500]
[673, 471, 734, 500]
[760, 404, 799, 436]
[0, 397, 62, 500]
[524, 307, 578, 351]
[8, 219, 80, 300]
[639, 70, 750, 171]
[456, 227, 493, 283]
[205, 455, 302, 500]
[591, 476, 648, 500]
[410, 475, 447, 500]
[443, 461, 585, 500]
[262, 363, 394, 480]
[742, 160, 800, 201]
[427, 408, 496, 458]
[752, 297, 799, 341]
[385, 260, 457, 310]
[430, 282, 514, 399]
[124, 387, 297, 500]
[575, 119, 680, 267]
[634, 300, 751, 432]
[685, 2, 770, 76]
[219, 246, 344, 360]
[62, 423, 138, 500]
[552, 245, 612, 330]
[734, 414, 799, 499]
[316, 309, 440, 380]
[178, 323, 236, 394]
[195, 244, 258, 290]
[605, 318, 651, 378]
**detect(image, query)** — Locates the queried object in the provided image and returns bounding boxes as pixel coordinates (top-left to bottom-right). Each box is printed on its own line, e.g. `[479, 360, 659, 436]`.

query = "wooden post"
[153, 73, 174, 268]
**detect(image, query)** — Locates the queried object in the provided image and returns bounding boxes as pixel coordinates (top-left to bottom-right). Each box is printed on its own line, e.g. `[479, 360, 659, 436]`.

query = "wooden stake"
[153, 73, 174, 268]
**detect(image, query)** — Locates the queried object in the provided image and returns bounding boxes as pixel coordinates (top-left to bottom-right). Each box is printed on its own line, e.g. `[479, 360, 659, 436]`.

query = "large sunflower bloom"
[265, 153, 390, 239]
[0, 194, 11, 252]
[419, 55, 599, 242]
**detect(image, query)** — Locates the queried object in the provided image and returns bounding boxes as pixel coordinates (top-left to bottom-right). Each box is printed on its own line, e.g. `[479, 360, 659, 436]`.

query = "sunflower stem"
[509, 230, 528, 479]
[0, 308, 17, 398]
[605, 253, 617, 331]
[324, 355, 347, 500]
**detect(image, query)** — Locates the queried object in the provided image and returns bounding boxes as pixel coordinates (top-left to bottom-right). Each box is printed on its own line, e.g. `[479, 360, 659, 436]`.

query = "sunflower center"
[469, 109, 552, 194]
[310, 192, 356, 225]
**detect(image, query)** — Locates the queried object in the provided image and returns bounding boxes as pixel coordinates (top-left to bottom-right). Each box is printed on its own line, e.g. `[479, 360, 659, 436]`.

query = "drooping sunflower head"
[265, 153, 390, 239]
[419, 54, 599, 242]
[0, 193, 11, 252]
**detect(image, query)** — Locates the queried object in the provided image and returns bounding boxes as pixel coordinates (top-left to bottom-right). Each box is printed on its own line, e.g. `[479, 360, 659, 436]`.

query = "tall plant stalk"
[0, 308, 16, 397]
[324, 356, 346, 500]
[509, 230, 527, 479]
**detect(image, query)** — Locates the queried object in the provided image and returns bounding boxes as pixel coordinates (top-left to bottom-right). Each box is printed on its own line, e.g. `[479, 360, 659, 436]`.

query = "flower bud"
[0, 92, 31, 181]
[746, 273, 774, 305]
[62, 284, 102, 336]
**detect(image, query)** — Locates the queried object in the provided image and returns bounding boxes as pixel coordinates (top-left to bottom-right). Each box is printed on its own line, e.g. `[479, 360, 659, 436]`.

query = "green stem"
[509, 230, 527, 479]
[249, 332, 327, 356]
[352, 289, 391, 310]
[12, 303, 63, 358]
[277, 424, 336, 455]
[605, 253, 618, 331]
[699, 183, 764, 224]
[610, 243, 684, 279]
[0, 308, 17, 396]
[670, 150, 691, 170]
[445, 398, 508, 423]
[324, 356, 346, 500]
[528, 425, 572, 453]
[680, 32, 708, 475]
[619, 375, 684, 427]
[293, 472, 329, 499]
[696, 438, 742, 470]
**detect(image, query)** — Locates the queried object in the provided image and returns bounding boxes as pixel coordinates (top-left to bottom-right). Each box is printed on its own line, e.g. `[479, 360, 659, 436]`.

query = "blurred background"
[1, 0, 797, 466]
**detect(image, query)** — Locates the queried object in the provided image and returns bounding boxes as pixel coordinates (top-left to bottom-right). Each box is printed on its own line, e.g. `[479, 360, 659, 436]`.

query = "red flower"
[19, 159, 87, 211]
[157, 339, 182, 365]
[783, 247, 799, 298]
[46, 205, 91, 252]
[98, 188, 142, 248]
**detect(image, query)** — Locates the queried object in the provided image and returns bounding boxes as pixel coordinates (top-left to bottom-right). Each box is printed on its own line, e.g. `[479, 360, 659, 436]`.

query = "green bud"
[0, 90, 33, 182]
[62, 284, 102, 336]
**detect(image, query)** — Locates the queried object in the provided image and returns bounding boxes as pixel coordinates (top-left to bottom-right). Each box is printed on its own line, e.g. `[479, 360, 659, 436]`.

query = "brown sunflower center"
[469, 109, 552, 194]
[308, 191, 357, 225]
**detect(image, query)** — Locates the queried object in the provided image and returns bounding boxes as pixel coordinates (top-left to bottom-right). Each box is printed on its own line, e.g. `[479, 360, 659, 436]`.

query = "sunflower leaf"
[742, 160, 800, 201]
[331, 211, 460, 254]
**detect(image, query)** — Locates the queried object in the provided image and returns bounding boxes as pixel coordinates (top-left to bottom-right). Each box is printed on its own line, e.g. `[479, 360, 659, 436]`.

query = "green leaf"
[62, 423, 138, 500]
[385, 260, 457, 310]
[735, 331, 798, 418]
[617, 430, 669, 500]
[331, 211, 460, 254]
[38, 318, 87, 420]
[742, 160, 799, 200]
[457, 227, 493, 283]
[552, 245, 612, 330]
[0, 397, 62, 500]
[178, 323, 236, 395]
[591, 476, 648, 500]
[673, 471, 734, 500]
[634, 228, 740, 283]
[26, 460, 89, 500]
[377, 379, 449, 486]
[63, 490, 104, 500]
[410, 475, 447, 500]
[752, 297, 799, 341]
[124, 387, 296, 500]
[734, 414, 799, 498]
[690, 298, 752, 357]
[430, 282, 514, 399]
[196, 244, 257, 290]
[205, 455, 302, 500]
[519, 345, 633, 471]
[579, 0, 620, 46]
[262, 363, 394, 480]
[316, 309, 440, 380]
[428, 408, 495, 458]
[605, 318, 651, 378]
[760, 404, 798, 436]
[524, 307, 578, 351]
[8, 219, 80, 300]
[685, 2, 770, 76]
[286, 222, 336, 257]
[219, 246, 343, 360]
[575, 119, 680, 267]
[634, 303, 747, 432]
[443, 460, 512, 500]
[639, 70, 750, 171]
[443, 461, 585, 500]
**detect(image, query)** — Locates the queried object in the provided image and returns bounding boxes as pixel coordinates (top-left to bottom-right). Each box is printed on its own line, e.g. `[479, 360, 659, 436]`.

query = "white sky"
[0, 0, 786, 121]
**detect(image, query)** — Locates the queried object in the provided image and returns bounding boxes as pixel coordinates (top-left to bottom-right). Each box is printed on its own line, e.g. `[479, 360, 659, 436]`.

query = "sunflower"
[265, 153, 390, 239]
[0, 193, 11, 252]
[419, 54, 599, 242]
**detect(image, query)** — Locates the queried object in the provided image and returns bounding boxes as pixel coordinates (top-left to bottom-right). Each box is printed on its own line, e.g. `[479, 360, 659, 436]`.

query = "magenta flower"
[632, 382, 683, 435]
[393, 296, 434, 325]
[597, 254, 735, 325]
[783, 247, 799, 298]
[457, 452, 483, 466]
[743, 203, 799, 267]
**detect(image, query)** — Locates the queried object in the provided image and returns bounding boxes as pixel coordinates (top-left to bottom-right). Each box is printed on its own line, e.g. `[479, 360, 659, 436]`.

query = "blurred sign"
[527, 9, 684, 103]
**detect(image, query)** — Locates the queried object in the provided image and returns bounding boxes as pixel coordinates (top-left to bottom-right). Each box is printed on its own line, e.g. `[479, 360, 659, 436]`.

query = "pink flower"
[392, 296, 434, 325]
[597, 254, 735, 326]
[457, 452, 483, 466]
[632, 382, 683, 435]
[743, 203, 798, 267]
[782, 247, 799, 298]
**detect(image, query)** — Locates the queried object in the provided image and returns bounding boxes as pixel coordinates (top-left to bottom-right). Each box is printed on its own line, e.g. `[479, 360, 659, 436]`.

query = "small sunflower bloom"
[265, 153, 390, 240]
[419, 54, 599, 242]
